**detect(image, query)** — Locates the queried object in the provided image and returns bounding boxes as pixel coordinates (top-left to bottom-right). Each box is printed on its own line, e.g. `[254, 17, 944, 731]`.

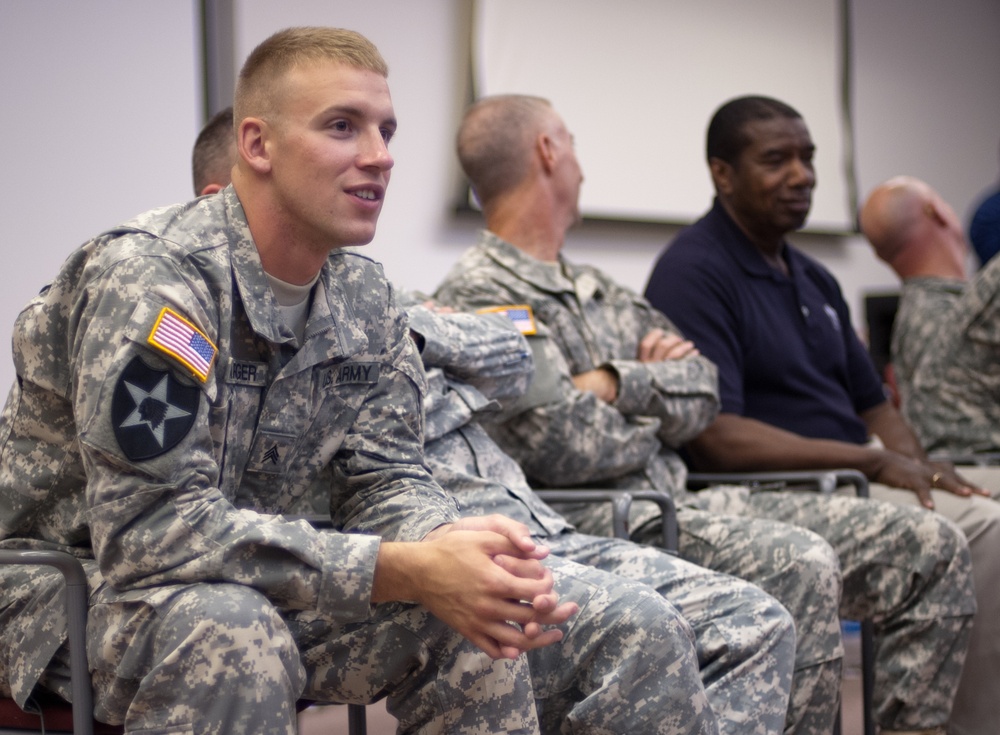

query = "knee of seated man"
[156, 583, 301, 671]
[545, 554, 698, 645]
[88, 583, 306, 726]
[782, 526, 842, 608]
[954, 491, 1000, 544]
[906, 511, 976, 611]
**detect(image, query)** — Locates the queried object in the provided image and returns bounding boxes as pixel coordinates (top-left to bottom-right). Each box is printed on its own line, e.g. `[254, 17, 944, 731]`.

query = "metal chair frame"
[0, 549, 366, 735]
[534, 488, 678, 551]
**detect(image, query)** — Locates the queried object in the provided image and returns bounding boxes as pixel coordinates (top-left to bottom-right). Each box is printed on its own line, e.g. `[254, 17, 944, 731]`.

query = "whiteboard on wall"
[472, 0, 853, 231]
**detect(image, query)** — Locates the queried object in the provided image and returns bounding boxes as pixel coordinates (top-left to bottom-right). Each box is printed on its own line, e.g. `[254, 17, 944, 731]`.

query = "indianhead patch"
[111, 356, 200, 461]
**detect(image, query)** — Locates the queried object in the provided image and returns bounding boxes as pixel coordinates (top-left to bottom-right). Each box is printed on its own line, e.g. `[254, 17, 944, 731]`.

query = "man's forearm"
[685, 413, 889, 478]
[860, 400, 927, 460]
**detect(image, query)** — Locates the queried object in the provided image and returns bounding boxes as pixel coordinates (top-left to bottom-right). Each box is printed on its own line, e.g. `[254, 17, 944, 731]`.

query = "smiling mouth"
[354, 189, 378, 201]
[783, 199, 811, 211]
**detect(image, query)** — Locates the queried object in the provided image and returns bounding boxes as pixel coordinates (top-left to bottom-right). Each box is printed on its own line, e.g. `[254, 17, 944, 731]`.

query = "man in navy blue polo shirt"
[645, 95, 1000, 735]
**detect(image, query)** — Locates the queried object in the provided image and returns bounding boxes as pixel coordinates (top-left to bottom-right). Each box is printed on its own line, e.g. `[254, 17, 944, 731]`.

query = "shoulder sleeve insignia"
[475, 304, 537, 335]
[111, 356, 200, 461]
[147, 307, 217, 382]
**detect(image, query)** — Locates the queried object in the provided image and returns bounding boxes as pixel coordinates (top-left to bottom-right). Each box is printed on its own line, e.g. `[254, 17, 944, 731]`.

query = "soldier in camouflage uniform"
[187, 101, 764, 735]
[404, 295, 795, 733]
[0, 29, 581, 735]
[435, 94, 976, 735]
[863, 175, 1000, 456]
[862, 175, 1000, 735]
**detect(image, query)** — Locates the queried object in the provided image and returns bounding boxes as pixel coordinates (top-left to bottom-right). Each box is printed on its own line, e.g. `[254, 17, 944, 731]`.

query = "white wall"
[1, 0, 998, 393]
[0, 1, 201, 390]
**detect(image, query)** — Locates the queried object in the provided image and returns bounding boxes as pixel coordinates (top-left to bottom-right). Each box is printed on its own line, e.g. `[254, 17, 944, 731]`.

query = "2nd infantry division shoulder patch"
[111, 356, 200, 461]
[147, 307, 217, 382]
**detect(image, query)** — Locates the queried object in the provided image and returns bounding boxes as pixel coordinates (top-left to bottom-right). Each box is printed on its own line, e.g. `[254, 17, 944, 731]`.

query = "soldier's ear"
[537, 133, 557, 175]
[237, 117, 271, 174]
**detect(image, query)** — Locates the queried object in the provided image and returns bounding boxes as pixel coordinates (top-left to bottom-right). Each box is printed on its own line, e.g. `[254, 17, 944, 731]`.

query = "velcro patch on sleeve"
[146, 307, 217, 382]
[111, 356, 200, 461]
[475, 304, 537, 335]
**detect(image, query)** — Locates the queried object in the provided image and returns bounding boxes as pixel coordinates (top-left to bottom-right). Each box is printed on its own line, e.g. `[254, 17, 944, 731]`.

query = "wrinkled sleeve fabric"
[435, 279, 715, 487]
[404, 305, 533, 406]
[601, 298, 720, 445]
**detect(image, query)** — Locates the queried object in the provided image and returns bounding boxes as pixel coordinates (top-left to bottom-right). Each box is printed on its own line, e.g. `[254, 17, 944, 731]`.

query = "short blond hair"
[234, 27, 388, 125]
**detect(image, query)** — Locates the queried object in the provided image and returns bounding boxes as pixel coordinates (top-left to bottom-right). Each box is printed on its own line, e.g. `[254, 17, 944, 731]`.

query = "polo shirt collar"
[707, 198, 801, 282]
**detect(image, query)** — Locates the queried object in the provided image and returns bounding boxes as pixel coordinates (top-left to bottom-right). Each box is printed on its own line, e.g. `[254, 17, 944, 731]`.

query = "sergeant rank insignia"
[112, 356, 200, 461]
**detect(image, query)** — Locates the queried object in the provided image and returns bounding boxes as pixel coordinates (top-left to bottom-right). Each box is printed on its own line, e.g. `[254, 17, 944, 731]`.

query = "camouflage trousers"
[30, 581, 541, 734]
[537, 532, 795, 735]
[868, 465, 1000, 735]
[658, 486, 976, 733]
[574, 495, 843, 735]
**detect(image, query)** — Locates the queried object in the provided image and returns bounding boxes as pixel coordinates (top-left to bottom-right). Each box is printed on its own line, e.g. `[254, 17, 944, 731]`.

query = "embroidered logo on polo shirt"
[111, 356, 200, 461]
[476, 304, 538, 335]
[823, 304, 842, 332]
[147, 307, 217, 382]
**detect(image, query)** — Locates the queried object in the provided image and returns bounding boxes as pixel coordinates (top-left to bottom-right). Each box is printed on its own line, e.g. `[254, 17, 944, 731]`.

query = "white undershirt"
[266, 271, 320, 343]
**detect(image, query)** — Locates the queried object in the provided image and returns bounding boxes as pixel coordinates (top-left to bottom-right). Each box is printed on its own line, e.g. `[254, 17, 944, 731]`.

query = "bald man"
[862, 175, 1000, 735]
[862, 175, 1000, 455]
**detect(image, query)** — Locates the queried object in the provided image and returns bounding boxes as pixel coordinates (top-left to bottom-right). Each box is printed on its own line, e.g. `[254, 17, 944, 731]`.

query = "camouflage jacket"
[402, 299, 570, 537]
[893, 260, 1000, 454]
[0, 187, 456, 705]
[433, 232, 720, 532]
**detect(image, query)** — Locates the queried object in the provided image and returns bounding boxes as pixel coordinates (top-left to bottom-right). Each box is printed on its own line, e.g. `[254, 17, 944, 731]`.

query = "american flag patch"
[476, 304, 537, 335]
[147, 307, 217, 382]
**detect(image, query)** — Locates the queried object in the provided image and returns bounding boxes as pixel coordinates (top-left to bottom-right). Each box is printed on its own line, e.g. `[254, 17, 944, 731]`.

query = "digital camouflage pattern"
[892, 262, 1000, 455]
[434, 231, 976, 733]
[404, 298, 795, 733]
[0, 189, 541, 734]
[889, 267, 1000, 735]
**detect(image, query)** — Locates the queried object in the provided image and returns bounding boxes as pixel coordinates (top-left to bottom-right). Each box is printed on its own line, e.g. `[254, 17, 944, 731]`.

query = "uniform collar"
[225, 187, 368, 361]
[479, 230, 577, 295]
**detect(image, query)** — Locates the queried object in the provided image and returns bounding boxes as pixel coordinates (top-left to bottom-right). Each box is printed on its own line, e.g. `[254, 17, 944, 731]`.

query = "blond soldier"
[187, 104, 789, 734]
[0, 29, 577, 735]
